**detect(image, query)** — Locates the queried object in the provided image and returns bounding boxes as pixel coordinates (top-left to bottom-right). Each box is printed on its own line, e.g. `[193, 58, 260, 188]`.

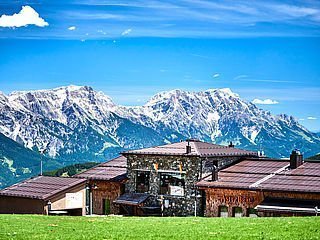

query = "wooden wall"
[91, 180, 124, 215]
[204, 188, 320, 217]
[0, 196, 45, 214]
[204, 188, 263, 217]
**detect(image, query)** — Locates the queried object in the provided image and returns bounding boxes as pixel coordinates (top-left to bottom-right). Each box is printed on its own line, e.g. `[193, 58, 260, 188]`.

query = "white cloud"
[240, 78, 299, 83]
[234, 74, 248, 80]
[121, 28, 132, 36]
[213, 73, 220, 78]
[252, 99, 279, 105]
[68, 26, 76, 31]
[97, 29, 107, 35]
[0, 6, 48, 28]
[190, 54, 213, 59]
[272, 4, 319, 18]
[307, 116, 317, 120]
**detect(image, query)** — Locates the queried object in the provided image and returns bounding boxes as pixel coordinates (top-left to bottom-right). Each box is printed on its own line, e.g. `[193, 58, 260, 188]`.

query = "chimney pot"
[211, 165, 218, 181]
[228, 141, 234, 148]
[186, 139, 192, 154]
[290, 149, 303, 169]
[186, 145, 191, 154]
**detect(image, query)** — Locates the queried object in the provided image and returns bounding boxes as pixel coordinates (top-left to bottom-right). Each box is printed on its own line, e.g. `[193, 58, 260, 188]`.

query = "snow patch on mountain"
[0, 85, 319, 162]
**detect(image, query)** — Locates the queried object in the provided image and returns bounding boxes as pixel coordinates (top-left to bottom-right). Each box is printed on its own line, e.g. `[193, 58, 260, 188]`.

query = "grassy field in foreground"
[0, 215, 320, 240]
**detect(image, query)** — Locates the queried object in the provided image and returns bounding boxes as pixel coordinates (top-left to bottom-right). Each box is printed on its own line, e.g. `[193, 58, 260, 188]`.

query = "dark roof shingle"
[123, 140, 257, 157]
[74, 156, 127, 182]
[197, 160, 320, 193]
[0, 176, 86, 200]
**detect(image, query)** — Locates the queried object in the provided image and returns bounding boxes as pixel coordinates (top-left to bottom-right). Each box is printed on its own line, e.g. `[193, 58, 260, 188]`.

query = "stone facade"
[124, 154, 245, 216]
[90, 180, 124, 215]
[204, 188, 320, 217]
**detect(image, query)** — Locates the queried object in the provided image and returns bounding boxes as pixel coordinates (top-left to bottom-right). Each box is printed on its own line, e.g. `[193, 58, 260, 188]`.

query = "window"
[160, 172, 185, 196]
[136, 171, 150, 193]
[233, 207, 243, 217]
[248, 208, 258, 217]
[219, 206, 228, 217]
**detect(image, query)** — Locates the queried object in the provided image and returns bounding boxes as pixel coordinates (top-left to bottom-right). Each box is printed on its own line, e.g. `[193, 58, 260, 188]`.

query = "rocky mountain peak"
[145, 88, 241, 108]
[0, 85, 319, 163]
[0, 91, 8, 104]
[205, 88, 239, 98]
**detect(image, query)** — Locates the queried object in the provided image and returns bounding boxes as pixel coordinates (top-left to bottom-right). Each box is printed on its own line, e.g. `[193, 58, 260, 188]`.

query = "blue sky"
[0, 1, 319, 131]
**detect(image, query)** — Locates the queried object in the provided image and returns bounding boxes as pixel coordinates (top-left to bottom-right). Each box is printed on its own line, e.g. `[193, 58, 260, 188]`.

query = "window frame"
[135, 170, 150, 193]
[218, 205, 229, 217]
[232, 207, 243, 217]
[159, 171, 186, 196]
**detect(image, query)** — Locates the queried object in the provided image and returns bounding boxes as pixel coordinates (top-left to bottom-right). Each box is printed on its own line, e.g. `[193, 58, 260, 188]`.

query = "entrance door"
[102, 199, 111, 215]
[200, 191, 206, 217]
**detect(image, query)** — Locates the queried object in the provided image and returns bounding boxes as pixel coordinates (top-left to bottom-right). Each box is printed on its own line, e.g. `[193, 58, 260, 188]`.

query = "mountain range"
[0, 85, 319, 188]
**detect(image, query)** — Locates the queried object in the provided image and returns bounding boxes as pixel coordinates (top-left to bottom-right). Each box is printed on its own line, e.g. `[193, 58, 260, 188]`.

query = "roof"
[0, 176, 86, 200]
[114, 193, 150, 206]
[123, 140, 258, 157]
[197, 159, 320, 193]
[74, 156, 127, 182]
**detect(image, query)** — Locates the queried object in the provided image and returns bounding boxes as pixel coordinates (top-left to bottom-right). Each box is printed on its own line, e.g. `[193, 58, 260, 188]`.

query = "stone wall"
[91, 180, 124, 215]
[125, 154, 202, 216]
[160, 195, 203, 216]
[126, 154, 201, 195]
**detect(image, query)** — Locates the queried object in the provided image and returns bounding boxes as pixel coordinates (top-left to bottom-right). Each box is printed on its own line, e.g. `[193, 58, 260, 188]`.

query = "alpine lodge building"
[1, 139, 320, 217]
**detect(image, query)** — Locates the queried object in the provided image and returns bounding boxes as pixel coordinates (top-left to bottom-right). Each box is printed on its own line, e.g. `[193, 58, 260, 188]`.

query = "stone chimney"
[290, 149, 303, 169]
[186, 140, 191, 154]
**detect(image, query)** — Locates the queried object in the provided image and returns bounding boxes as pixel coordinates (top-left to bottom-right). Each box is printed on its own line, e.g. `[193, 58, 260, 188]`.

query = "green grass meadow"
[0, 215, 320, 240]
